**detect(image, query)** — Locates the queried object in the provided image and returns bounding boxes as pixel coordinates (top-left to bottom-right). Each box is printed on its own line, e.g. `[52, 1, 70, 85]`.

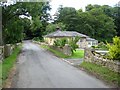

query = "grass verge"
[80, 62, 120, 87]
[41, 45, 84, 59]
[0, 45, 22, 88]
[41, 45, 68, 58]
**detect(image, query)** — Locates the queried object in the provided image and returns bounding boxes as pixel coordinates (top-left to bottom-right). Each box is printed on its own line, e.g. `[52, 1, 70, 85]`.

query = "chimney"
[56, 26, 61, 31]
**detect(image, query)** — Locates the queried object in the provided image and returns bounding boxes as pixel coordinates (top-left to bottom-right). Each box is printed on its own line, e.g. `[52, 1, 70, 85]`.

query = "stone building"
[44, 29, 98, 48]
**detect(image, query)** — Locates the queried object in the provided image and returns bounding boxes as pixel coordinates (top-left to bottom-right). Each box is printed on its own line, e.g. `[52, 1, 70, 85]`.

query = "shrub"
[107, 36, 120, 60]
[33, 37, 40, 41]
[96, 42, 108, 50]
[68, 36, 80, 54]
[54, 36, 80, 54]
[54, 38, 67, 48]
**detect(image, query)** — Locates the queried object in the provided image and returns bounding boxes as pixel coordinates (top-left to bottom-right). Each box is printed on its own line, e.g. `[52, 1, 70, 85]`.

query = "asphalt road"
[12, 41, 109, 88]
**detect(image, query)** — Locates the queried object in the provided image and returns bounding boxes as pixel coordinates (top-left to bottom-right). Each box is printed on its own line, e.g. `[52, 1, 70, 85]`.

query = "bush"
[54, 36, 80, 54]
[54, 38, 67, 48]
[33, 37, 40, 41]
[96, 42, 108, 50]
[107, 36, 120, 60]
[68, 36, 80, 54]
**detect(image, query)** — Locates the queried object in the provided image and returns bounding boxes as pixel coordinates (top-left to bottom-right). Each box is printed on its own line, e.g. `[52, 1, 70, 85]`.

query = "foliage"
[80, 62, 120, 86]
[3, 18, 24, 44]
[22, 18, 32, 39]
[45, 23, 66, 34]
[1, 1, 51, 44]
[40, 45, 68, 58]
[95, 42, 108, 50]
[85, 4, 120, 36]
[53, 36, 80, 54]
[68, 36, 80, 53]
[107, 36, 120, 60]
[55, 5, 117, 42]
[41, 45, 84, 59]
[54, 38, 67, 48]
[33, 37, 41, 41]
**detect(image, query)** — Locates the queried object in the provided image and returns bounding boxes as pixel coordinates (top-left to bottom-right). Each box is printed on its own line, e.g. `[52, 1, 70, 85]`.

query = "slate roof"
[86, 37, 97, 41]
[44, 30, 88, 38]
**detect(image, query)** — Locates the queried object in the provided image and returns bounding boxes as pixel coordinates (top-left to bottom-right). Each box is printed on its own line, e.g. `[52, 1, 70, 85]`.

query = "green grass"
[41, 45, 68, 58]
[41, 45, 84, 59]
[67, 49, 84, 59]
[0, 45, 22, 87]
[80, 62, 120, 86]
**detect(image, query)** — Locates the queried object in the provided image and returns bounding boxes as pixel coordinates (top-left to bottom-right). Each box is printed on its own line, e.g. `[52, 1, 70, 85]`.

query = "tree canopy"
[1, 1, 51, 44]
[54, 4, 119, 42]
[1, 1, 119, 44]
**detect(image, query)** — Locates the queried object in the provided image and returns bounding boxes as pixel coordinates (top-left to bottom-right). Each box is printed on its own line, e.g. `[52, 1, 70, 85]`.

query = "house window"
[88, 42, 91, 45]
[92, 42, 96, 46]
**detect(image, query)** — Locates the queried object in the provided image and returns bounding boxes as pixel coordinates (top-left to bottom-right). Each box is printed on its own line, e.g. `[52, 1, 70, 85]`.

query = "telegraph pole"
[0, 6, 3, 46]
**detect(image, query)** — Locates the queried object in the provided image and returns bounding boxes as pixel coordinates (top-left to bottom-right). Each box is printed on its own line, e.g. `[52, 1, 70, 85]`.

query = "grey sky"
[49, 0, 120, 15]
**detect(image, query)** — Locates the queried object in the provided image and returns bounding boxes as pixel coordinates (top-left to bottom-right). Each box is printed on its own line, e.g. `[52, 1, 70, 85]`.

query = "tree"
[85, 4, 120, 36]
[55, 5, 117, 42]
[1, 1, 51, 44]
[4, 18, 24, 44]
[45, 23, 66, 34]
[56, 7, 78, 31]
[22, 18, 32, 39]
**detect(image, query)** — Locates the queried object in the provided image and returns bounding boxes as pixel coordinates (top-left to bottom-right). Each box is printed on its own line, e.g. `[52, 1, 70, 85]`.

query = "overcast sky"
[50, 0, 120, 15]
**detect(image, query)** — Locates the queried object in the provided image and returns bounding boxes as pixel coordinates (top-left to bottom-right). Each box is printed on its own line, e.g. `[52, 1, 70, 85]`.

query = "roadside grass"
[41, 45, 68, 58]
[0, 45, 22, 87]
[40, 45, 84, 59]
[80, 62, 120, 87]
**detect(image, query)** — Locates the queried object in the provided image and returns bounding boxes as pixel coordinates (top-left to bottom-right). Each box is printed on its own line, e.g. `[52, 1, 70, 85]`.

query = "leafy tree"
[107, 36, 120, 60]
[56, 7, 78, 31]
[85, 4, 120, 36]
[4, 18, 24, 44]
[22, 18, 32, 39]
[1, 1, 51, 44]
[45, 23, 66, 34]
[55, 5, 117, 42]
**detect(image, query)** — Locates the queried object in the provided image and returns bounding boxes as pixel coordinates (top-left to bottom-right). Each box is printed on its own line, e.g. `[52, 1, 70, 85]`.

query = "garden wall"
[84, 48, 120, 73]
[32, 40, 72, 56]
[4, 44, 15, 58]
[50, 45, 72, 56]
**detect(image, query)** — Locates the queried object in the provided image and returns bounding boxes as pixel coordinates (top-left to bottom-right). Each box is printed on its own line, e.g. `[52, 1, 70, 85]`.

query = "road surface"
[12, 41, 109, 88]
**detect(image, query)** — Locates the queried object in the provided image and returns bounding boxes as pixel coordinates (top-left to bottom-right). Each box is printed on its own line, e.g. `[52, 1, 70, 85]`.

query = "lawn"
[41, 45, 84, 59]
[67, 49, 84, 59]
[0, 45, 22, 88]
[80, 62, 120, 87]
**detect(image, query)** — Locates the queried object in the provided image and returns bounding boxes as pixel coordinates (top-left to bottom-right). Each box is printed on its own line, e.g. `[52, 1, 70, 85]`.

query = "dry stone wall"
[50, 45, 72, 56]
[84, 48, 120, 73]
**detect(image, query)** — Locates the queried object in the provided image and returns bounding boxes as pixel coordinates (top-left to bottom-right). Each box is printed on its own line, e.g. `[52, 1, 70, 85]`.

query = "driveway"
[12, 41, 109, 88]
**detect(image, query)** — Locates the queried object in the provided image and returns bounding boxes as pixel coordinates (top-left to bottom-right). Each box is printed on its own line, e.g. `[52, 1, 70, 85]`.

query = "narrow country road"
[12, 41, 109, 88]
